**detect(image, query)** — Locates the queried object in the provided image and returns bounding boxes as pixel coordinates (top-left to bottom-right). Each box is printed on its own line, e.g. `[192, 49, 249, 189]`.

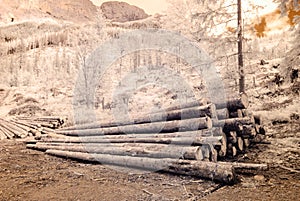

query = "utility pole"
[237, 0, 245, 93]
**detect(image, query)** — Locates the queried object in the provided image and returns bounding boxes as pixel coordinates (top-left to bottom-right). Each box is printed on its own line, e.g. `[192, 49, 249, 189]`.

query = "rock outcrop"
[100, 1, 149, 23]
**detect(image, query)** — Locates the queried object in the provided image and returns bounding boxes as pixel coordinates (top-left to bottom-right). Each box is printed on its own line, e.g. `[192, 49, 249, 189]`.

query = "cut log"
[229, 110, 243, 118]
[46, 149, 236, 184]
[49, 129, 223, 141]
[146, 104, 216, 120]
[38, 135, 223, 146]
[0, 128, 7, 140]
[0, 120, 27, 138]
[219, 162, 268, 172]
[243, 138, 250, 148]
[215, 132, 227, 158]
[213, 117, 254, 133]
[227, 131, 237, 144]
[27, 143, 204, 160]
[0, 125, 14, 139]
[57, 117, 212, 136]
[61, 104, 215, 131]
[152, 98, 208, 113]
[236, 137, 244, 152]
[226, 143, 237, 157]
[237, 125, 256, 137]
[216, 108, 229, 120]
[214, 93, 249, 111]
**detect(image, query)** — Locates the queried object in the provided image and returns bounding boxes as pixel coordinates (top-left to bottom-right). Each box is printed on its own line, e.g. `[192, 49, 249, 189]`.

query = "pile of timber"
[26, 93, 267, 184]
[0, 116, 66, 140]
[213, 93, 266, 158]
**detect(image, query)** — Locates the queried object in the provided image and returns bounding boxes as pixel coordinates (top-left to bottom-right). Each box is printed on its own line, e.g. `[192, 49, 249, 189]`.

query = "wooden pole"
[36, 135, 223, 146]
[28, 143, 204, 160]
[46, 149, 236, 184]
[61, 104, 215, 131]
[57, 117, 212, 136]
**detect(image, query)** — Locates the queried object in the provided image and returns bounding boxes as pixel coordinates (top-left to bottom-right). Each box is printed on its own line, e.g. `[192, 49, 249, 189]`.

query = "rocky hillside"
[0, 0, 97, 23]
[100, 1, 149, 22]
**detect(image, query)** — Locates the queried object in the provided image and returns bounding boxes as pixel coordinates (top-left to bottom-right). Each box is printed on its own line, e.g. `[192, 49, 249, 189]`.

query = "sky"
[91, 0, 169, 15]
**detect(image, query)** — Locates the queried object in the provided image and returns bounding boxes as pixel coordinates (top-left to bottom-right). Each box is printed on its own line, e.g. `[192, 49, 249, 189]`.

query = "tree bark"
[45, 149, 236, 184]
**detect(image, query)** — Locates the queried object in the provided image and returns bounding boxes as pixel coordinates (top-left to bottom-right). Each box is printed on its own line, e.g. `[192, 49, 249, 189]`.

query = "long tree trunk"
[57, 117, 212, 136]
[46, 149, 236, 184]
[36, 135, 223, 146]
[61, 104, 215, 131]
[28, 143, 204, 160]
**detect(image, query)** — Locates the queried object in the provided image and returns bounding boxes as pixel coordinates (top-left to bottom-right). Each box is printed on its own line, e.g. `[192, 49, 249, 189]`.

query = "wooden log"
[0, 121, 27, 138]
[53, 129, 222, 141]
[237, 125, 256, 138]
[0, 124, 15, 139]
[216, 108, 229, 120]
[61, 104, 215, 131]
[226, 143, 237, 157]
[227, 131, 237, 144]
[214, 93, 249, 111]
[219, 162, 268, 172]
[243, 138, 250, 148]
[213, 117, 254, 133]
[0, 128, 7, 140]
[9, 121, 31, 132]
[57, 117, 212, 136]
[11, 119, 38, 130]
[229, 110, 243, 118]
[38, 135, 223, 146]
[46, 149, 236, 184]
[236, 137, 244, 152]
[27, 143, 204, 160]
[148, 104, 216, 120]
[152, 98, 208, 113]
[214, 132, 227, 158]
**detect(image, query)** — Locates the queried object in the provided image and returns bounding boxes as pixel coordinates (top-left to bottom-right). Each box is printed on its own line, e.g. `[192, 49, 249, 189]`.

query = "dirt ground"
[0, 122, 299, 201]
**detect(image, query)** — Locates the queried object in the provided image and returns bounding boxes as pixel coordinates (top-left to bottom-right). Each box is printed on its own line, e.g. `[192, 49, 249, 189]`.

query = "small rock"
[254, 175, 265, 182]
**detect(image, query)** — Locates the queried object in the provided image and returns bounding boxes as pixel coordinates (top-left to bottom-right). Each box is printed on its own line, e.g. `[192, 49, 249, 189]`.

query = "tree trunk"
[57, 117, 212, 136]
[28, 143, 204, 160]
[37, 135, 223, 146]
[61, 104, 215, 131]
[213, 117, 254, 133]
[45, 149, 236, 184]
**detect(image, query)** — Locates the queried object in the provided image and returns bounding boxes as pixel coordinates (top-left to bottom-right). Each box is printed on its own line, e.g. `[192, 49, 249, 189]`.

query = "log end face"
[240, 93, 249, 109]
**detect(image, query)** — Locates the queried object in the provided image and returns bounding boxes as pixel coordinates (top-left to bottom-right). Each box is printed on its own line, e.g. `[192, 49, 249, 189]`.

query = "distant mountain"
[100, 1, 149, 23]
[0, 0, 98, 23]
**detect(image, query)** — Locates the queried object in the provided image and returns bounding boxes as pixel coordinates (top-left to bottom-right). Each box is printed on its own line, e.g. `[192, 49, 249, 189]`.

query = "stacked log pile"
[0, 116, 66, 140]
[213, 93, 266, 158]
[26, 94, 267, 184]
